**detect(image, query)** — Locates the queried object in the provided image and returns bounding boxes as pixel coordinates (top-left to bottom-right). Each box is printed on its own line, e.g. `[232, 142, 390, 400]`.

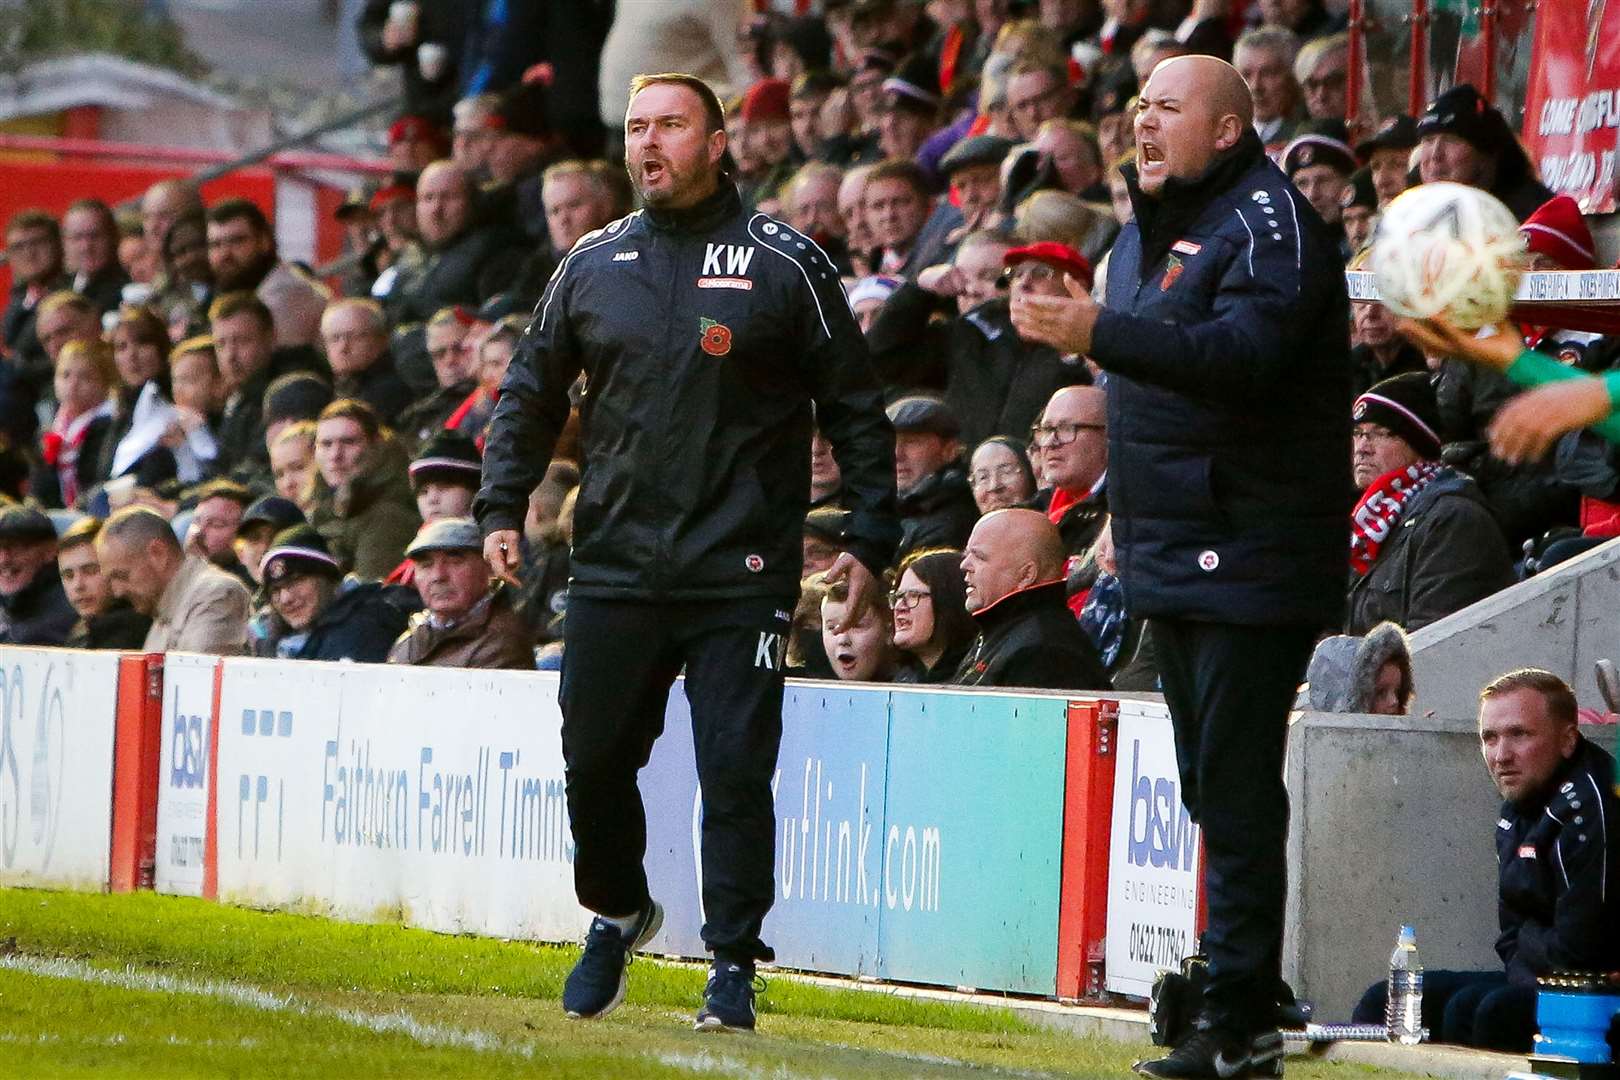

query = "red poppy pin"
[1161, 254, 1184, 292]
[700, 316, 732, 356]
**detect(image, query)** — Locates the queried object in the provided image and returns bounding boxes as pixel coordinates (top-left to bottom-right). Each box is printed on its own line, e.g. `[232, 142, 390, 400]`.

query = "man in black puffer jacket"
[1012, 56, 1349, 1078]
[954, 509, 1110, 690]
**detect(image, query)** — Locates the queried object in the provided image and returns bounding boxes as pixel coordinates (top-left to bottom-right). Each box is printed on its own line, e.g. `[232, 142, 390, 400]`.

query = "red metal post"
[1409, 0, 1431, 114]
[1056, 698, 1119, 1000]
[109, 654, 165, 892]
[1346, 0, 1365, 135]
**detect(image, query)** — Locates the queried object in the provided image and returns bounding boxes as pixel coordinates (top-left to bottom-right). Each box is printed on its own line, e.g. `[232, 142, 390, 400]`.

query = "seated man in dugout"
[387, 517, 535, 670]
[1352, 669, 1619, 1051]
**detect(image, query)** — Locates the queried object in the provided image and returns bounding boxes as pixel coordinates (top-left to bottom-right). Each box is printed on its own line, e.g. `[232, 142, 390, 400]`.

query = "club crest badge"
[1161, 254, 1184, 292]
[700, 317, 732, 356]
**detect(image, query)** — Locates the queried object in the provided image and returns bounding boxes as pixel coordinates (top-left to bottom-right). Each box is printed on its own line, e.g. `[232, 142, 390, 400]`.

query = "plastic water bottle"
[1385, 925, 1424, 1044]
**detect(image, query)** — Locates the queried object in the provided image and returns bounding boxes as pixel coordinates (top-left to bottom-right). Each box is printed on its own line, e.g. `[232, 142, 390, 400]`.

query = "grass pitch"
[0, 889, 1428, 1078]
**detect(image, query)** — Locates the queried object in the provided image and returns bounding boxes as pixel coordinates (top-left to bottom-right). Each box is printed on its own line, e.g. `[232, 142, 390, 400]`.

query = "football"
[1369, 181, 1527, 329]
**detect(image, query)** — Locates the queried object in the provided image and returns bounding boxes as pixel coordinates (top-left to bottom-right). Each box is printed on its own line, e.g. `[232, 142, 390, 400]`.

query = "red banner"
[1522, 0, 1620, 213]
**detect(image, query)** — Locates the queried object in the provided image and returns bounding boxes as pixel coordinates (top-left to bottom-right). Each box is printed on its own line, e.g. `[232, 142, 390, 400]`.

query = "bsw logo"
[703, 243, 755, 277]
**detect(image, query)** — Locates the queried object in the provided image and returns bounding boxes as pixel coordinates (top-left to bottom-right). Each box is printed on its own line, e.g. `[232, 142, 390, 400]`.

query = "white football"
[1369, 181, 1527, 330]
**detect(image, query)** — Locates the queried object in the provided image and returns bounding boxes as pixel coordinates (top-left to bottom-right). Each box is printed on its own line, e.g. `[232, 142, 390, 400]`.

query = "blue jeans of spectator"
[1353, 969, 1537, 1052]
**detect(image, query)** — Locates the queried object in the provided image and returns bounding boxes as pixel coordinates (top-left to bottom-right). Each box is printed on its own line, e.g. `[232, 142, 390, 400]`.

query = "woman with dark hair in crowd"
[96, 304, 209, 490]
[891, 547, 977, 683]
[968, 435, 1037, 515]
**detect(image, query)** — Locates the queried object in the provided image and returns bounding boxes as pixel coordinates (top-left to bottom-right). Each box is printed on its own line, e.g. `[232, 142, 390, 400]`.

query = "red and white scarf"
[1349, 462, 1442, 576]
[42, 399, 113, 508]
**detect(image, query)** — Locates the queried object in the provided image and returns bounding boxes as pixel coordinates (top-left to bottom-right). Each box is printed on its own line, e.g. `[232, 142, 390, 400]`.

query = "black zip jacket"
[953, 580, 1111, 691]
[1494, 736, 1620, 986]
[476, 183, 899, 601]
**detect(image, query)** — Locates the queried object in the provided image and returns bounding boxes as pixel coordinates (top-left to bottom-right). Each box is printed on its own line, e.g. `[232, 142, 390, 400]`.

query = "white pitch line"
[0, 954, 526, 1058]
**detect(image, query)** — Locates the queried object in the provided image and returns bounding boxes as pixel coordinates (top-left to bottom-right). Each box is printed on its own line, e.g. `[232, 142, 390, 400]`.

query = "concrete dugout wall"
[1282, 711, 1502, 1021]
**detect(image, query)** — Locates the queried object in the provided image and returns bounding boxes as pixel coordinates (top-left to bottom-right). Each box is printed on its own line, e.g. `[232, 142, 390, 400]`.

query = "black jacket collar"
[969, 579, 1068, 632]
[645, 182, 741, 234]
[1124, 129, 1267, 274]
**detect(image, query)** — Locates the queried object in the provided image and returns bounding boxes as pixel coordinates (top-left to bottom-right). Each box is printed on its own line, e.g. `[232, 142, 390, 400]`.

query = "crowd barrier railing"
[7, 646, 1213, 1002]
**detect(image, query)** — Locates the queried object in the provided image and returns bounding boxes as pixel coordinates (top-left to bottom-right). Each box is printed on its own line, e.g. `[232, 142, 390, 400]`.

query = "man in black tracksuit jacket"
[1354, 670, 1620, 1051]
[1013, 57, 1349, 1076]
[476, 75, 898, 1028]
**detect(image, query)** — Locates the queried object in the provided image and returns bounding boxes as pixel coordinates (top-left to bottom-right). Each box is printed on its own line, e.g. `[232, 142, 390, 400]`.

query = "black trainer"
[1133, 1026, 1283, 1079]
[561, 900, 663, 1019]
[694, 960, 761, 1032]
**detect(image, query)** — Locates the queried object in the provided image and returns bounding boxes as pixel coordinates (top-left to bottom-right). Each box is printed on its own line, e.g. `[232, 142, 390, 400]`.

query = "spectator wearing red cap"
[738, 78, 798, 208]
[868, 234, 1092, 449]
[482, 79, 564, 240]
[388, 115, 450, 173]
[1519, 195, 1602, 367]
[365, 175, 420, 302]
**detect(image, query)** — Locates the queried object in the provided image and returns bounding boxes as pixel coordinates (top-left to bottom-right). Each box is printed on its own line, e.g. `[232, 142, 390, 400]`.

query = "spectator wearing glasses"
[1295, 33, 1349, 122]
[1034, 386, 1109, 613]
[398, 306, 478, 451]
[3, 210, 70, 398]
[1347, 373, 1513, 634]
[1005, 62, 1074, 142]
[891, 547, 977, 684]
[968, 436, 1038, 515]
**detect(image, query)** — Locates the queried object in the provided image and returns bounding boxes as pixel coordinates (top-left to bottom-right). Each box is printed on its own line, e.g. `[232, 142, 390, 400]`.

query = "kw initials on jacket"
[703, 243, 756, 277]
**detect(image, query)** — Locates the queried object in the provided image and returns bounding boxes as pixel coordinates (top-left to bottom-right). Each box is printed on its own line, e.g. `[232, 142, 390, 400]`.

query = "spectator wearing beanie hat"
[739, 78, 799, 209]
[846, 274, 903, 333]
[1417, 83, 1553, 221]
[877, 54, 942, 166]
[1283, 122, 1356, 237]
[1347, 372, 1514, 634]
[260, 524, 412, 663]
[1354, 114, 1418, 206]
[384, 430, 484, 588]
[1339, 167, 1378, 254]
[0, 504, 76, 646]
[1518, 195, 1603, 367]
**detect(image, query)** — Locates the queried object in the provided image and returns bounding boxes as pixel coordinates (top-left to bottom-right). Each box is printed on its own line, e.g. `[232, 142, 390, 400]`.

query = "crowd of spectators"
[0, 0, 1615, 694]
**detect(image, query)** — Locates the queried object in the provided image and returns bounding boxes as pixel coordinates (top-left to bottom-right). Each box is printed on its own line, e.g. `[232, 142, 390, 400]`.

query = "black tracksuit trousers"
[1151, 618, 1318, 1036]
[558, 594, 793, 964]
